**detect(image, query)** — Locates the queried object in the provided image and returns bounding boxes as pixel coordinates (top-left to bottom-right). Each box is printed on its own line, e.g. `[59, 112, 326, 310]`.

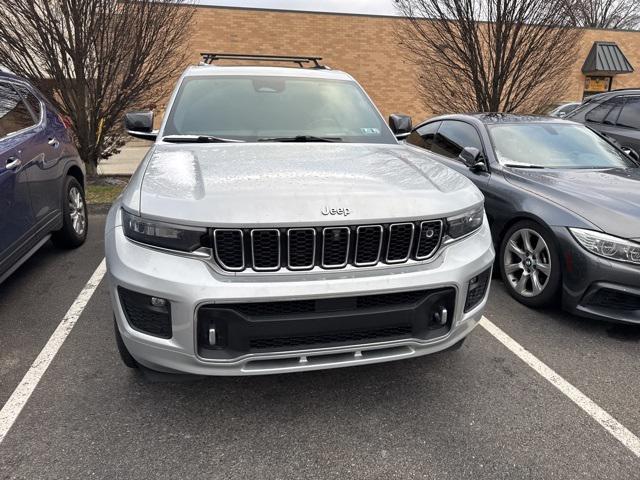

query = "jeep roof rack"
[200, 53, 329, 69]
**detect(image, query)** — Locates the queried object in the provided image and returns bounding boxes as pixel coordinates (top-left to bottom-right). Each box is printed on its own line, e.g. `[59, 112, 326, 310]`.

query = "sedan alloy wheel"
[503, 228, 552, 298]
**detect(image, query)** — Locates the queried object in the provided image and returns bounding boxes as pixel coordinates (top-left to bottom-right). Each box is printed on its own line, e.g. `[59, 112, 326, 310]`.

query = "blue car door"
[0, 81, 37, 264]
[12, 83, 64, 227]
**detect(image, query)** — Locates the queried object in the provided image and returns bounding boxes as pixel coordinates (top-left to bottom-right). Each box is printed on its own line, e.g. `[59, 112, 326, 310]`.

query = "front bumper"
[554, 227, 640, 324]
[105, 207, 495, 375]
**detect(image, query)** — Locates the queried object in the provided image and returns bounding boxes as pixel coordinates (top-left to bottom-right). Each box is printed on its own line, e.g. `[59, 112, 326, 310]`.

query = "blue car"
[0, 71, 87, 283]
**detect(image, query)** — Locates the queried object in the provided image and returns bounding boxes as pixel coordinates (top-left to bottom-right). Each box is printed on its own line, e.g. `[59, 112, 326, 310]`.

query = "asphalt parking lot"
[0, 214, 639, 479]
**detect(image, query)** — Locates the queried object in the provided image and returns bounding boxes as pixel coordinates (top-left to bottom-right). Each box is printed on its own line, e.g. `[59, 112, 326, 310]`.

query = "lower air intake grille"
[250, 325, 412, 349]
[196, 287, 457, 358]
[586, 288, 640, 311]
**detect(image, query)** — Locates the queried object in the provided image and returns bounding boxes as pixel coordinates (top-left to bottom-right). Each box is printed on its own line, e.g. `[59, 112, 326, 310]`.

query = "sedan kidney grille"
[212, 219, 444, 272]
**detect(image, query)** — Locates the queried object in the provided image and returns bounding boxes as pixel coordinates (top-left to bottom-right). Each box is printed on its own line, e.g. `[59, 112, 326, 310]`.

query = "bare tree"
[395, 0, 583, 114]
[0, 0, 194, 174]
[569, 0, 640, 30]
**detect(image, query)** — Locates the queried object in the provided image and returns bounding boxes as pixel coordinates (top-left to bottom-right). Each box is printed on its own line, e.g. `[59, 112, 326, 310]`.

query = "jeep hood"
[130, 143, 482, 227]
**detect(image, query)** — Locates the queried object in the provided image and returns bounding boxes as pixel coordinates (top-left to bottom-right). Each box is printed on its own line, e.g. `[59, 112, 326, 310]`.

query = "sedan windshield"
[488, 123, 636, 169]
[162, 75, 396, 144]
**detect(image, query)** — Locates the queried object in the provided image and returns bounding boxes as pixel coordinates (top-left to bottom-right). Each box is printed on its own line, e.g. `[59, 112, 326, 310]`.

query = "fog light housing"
[118, 287, 172, 338]
[464, 268, 491, 312]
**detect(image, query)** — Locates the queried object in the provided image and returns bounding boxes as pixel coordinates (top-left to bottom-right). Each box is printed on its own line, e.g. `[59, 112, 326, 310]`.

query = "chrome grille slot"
[322, 227, 351, 268]
[287, 228, 316, 270]
[211, 219, 445, 272]
[251, 229, 281, 271]
[213, 229, 244, 271]
[354, 225, 383, 266]
[416, 220, 443, 260]
[386, 223, 414, 263]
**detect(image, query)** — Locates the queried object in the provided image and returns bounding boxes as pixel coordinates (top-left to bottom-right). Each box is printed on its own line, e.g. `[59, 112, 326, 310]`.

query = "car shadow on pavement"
[0, 242, 59, 302]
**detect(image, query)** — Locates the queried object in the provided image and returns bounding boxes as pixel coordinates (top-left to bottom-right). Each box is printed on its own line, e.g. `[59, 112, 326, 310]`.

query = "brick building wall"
[163, 6, 640, 122]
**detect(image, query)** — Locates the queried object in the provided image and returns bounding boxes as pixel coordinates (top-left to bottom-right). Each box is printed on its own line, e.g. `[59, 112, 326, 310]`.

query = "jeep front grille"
[211, 220, 443, 272]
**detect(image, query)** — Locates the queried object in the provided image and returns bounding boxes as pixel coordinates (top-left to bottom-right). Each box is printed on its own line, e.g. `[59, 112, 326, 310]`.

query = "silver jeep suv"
[106, 54, 494, 376]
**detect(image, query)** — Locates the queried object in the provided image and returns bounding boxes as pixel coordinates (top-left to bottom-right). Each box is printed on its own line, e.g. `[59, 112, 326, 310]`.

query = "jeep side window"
[617, 97, 640, 130]
[585, 97, 623, 124]
[0, 82, 36, 139]
[432, 120, 483, 160]
[406, 121, 440, 151]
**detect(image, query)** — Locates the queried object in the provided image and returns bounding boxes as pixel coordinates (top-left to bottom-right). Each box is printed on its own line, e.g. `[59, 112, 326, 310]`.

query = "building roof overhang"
[582, 41, 634, 75]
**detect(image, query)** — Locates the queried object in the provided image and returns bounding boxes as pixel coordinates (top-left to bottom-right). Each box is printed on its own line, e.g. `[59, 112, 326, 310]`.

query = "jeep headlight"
[570, 228, 640, 265]
[447, 205, 484, 239]
[122, 210, 206, 252]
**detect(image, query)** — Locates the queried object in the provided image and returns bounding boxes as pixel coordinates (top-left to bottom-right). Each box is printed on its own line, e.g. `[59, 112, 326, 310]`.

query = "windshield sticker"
[361, 127, 380, 135]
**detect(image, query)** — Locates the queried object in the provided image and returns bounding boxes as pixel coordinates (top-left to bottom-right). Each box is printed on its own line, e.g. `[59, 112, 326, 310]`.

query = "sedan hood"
[133, 143, 482, 227]
[505, 167, 640, 239]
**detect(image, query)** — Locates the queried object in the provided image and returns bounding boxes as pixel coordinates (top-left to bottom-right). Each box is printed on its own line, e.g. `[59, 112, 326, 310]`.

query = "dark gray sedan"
[405, 114, 640, 324]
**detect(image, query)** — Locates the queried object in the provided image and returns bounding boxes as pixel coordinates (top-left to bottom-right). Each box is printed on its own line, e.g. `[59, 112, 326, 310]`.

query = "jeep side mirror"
[459, 146, 487, 172]
[621, 146, 640, 163]
[124, 111, 157, 141]
[389, 114, 412, 140]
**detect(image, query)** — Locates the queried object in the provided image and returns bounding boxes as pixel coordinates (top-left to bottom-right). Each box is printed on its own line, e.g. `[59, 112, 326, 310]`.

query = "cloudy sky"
[198, 0, 400, 16]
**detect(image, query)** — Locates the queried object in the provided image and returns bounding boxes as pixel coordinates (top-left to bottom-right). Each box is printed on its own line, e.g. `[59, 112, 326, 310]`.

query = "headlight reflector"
[447, 205, 484, 239]
[570, 228, 640, 265]
[122, 210, 206, 252]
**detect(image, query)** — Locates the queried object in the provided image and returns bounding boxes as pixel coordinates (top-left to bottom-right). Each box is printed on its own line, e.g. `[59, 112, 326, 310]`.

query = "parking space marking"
[0, 259, 106, 445]
[480, 316, 640, 458]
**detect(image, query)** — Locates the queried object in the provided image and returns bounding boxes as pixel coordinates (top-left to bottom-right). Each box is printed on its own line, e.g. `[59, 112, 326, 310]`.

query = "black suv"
[567, 89, 640, 157]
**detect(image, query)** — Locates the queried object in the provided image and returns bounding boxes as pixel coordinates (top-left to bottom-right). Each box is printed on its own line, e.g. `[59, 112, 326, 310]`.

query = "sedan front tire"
[499, 220, 561, 308]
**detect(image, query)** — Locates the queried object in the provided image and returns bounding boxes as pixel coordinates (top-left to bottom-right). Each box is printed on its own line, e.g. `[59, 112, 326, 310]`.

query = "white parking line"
[0, 259, 106, 445]
[480, 316, 640, 459]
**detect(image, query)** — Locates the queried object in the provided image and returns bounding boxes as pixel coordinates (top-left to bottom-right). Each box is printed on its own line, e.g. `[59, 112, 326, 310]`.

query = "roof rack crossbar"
[200, 53, 328, 69]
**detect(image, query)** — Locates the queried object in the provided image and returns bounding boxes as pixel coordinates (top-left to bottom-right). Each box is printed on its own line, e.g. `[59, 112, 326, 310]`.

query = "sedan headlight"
[570, 228, 640, 265]
[447, 205, 484, 239]
[122, 210, 207, 252]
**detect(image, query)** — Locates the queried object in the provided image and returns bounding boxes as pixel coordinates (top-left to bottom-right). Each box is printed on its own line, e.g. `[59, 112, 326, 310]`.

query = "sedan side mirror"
[621, 146, 640, 163]
[124, 111, 157, 141]
[459, 146, 487, 172]
[389, 114, 412, 140]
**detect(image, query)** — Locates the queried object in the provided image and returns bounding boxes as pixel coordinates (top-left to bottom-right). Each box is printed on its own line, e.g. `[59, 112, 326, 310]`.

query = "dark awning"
[582, 41, 634, 75]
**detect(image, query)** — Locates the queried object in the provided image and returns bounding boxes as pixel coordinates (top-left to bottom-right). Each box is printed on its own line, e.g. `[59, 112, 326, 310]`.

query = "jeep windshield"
[162, 75, 397, 144]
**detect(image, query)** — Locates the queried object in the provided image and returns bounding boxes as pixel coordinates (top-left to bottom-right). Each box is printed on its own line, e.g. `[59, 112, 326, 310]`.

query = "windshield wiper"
[503, 162, 546, 169]
[162, 135, 244, 143]
[258, 135, 342, 143]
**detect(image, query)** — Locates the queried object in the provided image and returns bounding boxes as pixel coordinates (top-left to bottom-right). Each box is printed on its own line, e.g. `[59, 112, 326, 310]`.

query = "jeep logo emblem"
[321, 206, 351, 216]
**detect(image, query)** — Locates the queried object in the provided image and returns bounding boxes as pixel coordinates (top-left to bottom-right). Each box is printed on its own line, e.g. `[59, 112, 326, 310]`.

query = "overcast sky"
[198, 0, 400, 16]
